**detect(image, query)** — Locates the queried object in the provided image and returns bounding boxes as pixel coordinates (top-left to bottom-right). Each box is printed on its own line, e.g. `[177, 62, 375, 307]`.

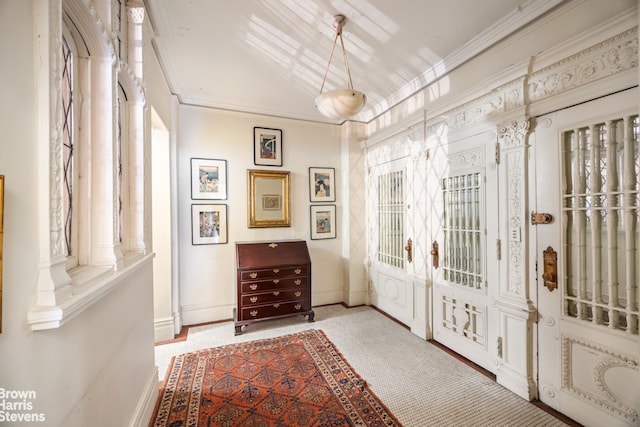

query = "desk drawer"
[240, 300, 310, 321]
[240, 266, 309, 281]
[240, 276, 308, 293]
[241, 289, 307, 306]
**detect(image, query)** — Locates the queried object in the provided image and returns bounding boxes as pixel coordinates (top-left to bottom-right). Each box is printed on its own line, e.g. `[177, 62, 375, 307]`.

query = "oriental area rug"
[151, 329, 401, 427]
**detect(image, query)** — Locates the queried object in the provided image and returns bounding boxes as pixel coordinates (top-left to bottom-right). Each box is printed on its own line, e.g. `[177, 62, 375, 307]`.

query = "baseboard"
[128, 367, 159, 427]
[181, 303, 234, 325]
[154, 316, 175, 343]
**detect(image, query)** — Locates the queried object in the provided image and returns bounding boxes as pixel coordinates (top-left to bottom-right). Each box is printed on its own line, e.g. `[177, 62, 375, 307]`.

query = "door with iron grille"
[533, 89, 640, 426]
[366, 129, 427, 333]
[429, 127, 500, 373]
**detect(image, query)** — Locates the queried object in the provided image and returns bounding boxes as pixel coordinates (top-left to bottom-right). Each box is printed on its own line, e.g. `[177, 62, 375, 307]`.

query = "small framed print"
[254, 127, 283, 166]
[309, 167, 335, 202]
[191, 158, 227, 200]
[192, 204, 228, 245]
[310, 205, 336, 240]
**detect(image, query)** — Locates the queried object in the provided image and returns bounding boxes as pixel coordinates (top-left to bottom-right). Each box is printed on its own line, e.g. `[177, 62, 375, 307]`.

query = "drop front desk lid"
[235, 239, 310, 269]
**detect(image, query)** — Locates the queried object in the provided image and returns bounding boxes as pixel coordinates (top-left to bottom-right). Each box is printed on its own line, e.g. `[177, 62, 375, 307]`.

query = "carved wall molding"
[49, 0, 65, 258]
[497, 119, 531, 297]
[447, 77, 525, 131]
[498, 119, 530, 149]
[506, 151, 524, 295]
[448, 147, 484, 172]
[529, 27, 638, 103]
[562, 335, 640, 424]
[127, 5, 145, 24]
[118, 61, 146, 103]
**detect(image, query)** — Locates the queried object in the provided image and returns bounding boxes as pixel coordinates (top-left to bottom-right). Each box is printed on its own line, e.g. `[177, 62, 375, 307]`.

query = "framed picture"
[310, 204, 336, 240]
[191, 204, 228, 245]
[247, 169, 290, 228]
[254, 127, 283, 166]
[191, 158, 227, 200]
[309, 167, 335, 202]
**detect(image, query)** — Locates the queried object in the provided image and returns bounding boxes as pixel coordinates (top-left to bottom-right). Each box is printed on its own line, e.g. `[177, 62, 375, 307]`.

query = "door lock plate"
[430, 241, 439, 269]
[542, 246, 557, 291]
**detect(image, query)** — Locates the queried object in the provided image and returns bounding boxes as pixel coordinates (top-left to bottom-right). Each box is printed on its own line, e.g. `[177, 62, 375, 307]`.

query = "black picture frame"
[309, 167, 336, 202]
[253, 127, 283, 167]
[191, 204, 228, 245]
[190, 158, 228, 200]
[310, 204, 336, 240]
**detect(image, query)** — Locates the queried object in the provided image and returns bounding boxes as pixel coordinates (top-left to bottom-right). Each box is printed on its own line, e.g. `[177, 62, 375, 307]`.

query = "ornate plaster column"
[495, 118, 537, 400]
[92, 55, 121, 268]
[125, 1, 146, 255]
[34, 0, 72, 307]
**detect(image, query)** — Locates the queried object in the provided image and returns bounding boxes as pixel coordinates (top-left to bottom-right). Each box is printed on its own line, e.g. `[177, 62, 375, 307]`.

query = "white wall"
[176, 106, 347, 325]
[0, 1, 157, 426]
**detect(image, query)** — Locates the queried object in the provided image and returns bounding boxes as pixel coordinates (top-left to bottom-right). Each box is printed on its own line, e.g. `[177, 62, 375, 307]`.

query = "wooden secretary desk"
[234, 239, 314, 335]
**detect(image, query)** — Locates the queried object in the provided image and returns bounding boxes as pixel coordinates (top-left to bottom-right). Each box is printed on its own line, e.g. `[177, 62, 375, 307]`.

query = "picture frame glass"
[309, 167, 335, 202]
[248, 169, 290, 228]
[310, 204, 336, 240]
[254, 127, 283, 166]
[192, 204, 228, 244]
[191, 158, 227, 200]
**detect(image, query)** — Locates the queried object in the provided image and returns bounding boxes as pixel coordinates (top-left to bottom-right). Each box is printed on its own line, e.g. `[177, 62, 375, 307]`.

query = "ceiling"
[145, 0, 565, 124]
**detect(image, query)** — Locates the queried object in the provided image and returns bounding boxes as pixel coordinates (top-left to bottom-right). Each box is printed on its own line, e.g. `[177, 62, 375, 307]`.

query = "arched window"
[61, 26, 80, 269]
[29, 0, 147, 330]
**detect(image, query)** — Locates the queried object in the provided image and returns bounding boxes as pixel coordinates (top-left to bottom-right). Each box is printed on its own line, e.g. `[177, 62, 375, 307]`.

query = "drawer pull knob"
[269, 243, 278, 248]
[273, 269, 280, 273]
[295, 304, 301, 310]
[273, 303, 280, 308]
[250, 296, 258, 303]
[273, 279, 280, 284]
[250, 284, 258, 291]
[295, 279, 301, 285]
[295, 269, 301, 274]
[250, 273, 258, 279]
[273, 291, 280, 296]
[250, 310, 258, 317]
[295, 291, 301, 297]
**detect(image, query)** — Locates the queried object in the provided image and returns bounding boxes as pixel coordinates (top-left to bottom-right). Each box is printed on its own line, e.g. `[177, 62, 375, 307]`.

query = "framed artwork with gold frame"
[247, 169, 290, 228]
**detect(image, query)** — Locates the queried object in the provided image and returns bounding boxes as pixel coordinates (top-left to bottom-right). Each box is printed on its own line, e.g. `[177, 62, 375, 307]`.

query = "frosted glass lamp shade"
[315, 89, 366, 120]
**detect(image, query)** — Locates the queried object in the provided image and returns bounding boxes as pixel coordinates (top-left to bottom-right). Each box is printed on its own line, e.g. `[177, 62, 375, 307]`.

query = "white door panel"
[366, 127, 428, 337]
[429, 130, 499, 373]
[533, 88, 640, 427]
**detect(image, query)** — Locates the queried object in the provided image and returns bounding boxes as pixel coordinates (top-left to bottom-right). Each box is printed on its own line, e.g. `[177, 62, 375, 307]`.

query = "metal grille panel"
[376, 170, 405, 269]
[442, 173, 483, 289]
[562, 116, 639, 335]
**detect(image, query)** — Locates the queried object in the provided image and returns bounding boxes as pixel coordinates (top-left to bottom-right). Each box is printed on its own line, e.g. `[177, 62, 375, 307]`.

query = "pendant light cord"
[318, 17, 355, 94]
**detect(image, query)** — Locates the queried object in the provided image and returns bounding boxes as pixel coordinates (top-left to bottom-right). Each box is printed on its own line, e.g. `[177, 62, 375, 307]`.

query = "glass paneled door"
[533, 89, 640, 427]
[366, 127, 428, 337]
[429, 128, 500, 373]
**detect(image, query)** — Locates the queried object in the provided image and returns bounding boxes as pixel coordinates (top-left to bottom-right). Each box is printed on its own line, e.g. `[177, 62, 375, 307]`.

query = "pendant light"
[315, 14, 366, 120]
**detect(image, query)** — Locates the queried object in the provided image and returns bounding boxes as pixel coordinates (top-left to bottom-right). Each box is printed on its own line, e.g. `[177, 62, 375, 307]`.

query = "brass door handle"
[431, 241, 439, 269]
[405, 238, 413, 263]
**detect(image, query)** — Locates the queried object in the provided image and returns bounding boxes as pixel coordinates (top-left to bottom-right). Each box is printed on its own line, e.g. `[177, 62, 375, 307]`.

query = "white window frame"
[28, 0, 148, 330]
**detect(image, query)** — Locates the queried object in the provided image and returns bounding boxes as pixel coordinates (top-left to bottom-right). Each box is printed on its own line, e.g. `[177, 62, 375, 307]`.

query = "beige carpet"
[155, 304, 573, 426]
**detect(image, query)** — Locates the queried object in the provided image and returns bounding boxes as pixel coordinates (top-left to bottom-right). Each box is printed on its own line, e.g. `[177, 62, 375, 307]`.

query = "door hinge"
[495, 143, 501, 165]
[496, 239, 502, 260]
[497, 337, 503, 358]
